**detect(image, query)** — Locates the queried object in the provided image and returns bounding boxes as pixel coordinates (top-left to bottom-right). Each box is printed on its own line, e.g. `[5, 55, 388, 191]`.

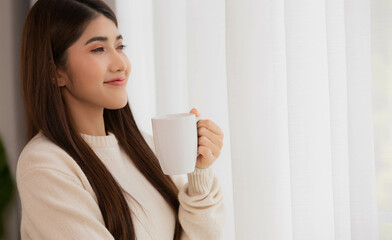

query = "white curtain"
[371, 0, 392, 238]
[114, 0, 379, 239]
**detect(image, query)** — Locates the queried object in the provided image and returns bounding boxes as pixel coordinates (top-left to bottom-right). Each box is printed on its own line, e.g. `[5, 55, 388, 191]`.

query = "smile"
[104, 78, 126, 86]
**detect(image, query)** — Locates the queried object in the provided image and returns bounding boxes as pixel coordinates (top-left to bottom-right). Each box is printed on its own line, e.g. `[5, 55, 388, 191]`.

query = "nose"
[108, 49, 127, 73]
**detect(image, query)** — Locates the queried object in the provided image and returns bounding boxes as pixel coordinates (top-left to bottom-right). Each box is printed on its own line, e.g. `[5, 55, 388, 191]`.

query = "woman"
[16, 0, 225, 239]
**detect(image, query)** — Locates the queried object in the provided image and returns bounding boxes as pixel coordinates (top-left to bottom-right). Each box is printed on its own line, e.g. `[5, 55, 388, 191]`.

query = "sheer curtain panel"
[226, 0, 378, 239]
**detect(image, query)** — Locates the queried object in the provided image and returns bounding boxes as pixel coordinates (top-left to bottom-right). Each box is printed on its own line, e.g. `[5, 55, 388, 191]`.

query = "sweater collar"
[80, 132, 118, 148]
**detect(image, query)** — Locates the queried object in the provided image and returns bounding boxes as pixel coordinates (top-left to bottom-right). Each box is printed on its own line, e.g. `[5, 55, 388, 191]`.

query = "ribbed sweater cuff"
[187, 167, 214, 196]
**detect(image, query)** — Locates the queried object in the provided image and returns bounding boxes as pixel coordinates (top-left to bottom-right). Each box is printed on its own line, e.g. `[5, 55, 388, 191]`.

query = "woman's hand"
[189, 108, 224, 169]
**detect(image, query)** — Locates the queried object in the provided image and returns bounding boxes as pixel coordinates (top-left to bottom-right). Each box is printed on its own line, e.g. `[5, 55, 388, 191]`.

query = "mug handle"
[195, 116, 201, 157]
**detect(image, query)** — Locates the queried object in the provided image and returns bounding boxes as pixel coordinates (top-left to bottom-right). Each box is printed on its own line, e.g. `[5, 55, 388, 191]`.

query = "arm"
[178, 167, 226, 240]
[17, 167, 114, 240]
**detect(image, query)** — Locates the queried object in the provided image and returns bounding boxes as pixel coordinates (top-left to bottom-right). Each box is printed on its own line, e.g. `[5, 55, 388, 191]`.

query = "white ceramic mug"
[151, 113, 201, 175]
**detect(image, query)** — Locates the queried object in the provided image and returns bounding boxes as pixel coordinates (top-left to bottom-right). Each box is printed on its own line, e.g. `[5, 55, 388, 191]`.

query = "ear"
[55, 68, 68, 87]
[49, 60, 68, 87]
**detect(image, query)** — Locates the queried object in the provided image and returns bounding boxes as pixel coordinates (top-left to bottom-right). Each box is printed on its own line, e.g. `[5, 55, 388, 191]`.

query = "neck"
[61, 89, 107, 136]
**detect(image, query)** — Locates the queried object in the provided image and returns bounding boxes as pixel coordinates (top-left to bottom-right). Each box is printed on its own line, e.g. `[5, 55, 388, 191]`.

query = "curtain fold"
[371, 0, 392, 237]
[226, 0, 293, 238]
[345, 0, 379, 238]
[285, 1, 335, 238]
[153, 0, 189, 116]
[325, 0, 352, 239]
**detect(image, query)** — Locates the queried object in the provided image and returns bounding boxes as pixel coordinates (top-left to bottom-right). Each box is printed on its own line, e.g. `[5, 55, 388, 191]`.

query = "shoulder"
[16, 132, 82, 181]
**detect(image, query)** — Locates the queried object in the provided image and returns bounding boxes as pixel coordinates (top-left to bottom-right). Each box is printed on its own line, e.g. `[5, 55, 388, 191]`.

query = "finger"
[198, 145, 214, 160]
[197, 119, 224, 137]
[198, 136, 221, 158]
[189, 108, 201, 117]
[198, 126, 223, 149]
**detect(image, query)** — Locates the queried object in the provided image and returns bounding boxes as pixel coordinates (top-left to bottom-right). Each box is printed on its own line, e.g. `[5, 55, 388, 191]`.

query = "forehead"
[77, 15, 119, 43]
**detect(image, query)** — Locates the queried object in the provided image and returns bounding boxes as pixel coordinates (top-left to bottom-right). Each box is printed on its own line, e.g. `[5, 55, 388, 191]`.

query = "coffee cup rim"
[152, 113, 196, 120]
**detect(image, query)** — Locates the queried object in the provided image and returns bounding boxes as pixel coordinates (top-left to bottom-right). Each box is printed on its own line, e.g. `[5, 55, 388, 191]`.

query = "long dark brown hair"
[20, 0, 182, 239]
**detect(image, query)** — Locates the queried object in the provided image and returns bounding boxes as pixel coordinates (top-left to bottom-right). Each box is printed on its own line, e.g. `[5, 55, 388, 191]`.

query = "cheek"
[68, 56, 105, 88]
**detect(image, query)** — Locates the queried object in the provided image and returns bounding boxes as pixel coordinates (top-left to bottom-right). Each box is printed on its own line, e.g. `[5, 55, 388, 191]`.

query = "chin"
[105, 96, 128, 110]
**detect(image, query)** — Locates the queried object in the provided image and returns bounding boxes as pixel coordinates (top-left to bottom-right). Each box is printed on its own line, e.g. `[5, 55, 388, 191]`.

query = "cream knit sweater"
[16, 131, 225, 240]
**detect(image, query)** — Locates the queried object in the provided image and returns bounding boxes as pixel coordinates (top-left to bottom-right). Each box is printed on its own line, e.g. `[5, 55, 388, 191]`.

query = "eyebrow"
[84, 34, 123, 45]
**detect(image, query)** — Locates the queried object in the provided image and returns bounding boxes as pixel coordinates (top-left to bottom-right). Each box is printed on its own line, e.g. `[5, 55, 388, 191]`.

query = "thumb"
[189, 108, 201, 117]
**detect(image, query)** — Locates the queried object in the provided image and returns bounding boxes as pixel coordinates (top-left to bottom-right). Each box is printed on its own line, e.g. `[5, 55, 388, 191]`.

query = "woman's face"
[58, 14, 131, 110]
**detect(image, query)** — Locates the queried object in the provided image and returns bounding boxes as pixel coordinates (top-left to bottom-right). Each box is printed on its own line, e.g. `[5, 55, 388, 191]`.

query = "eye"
[91, 47, 104, 53]
[117, 45, 127, 50]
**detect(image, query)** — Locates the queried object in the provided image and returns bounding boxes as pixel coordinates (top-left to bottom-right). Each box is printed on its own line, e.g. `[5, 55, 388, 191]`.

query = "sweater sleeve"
[178, 167, 226, 240]
[17, 167, 115, 240]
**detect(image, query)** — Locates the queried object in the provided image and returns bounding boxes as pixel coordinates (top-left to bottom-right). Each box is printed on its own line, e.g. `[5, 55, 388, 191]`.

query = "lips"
[104, 77, 126, 86]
